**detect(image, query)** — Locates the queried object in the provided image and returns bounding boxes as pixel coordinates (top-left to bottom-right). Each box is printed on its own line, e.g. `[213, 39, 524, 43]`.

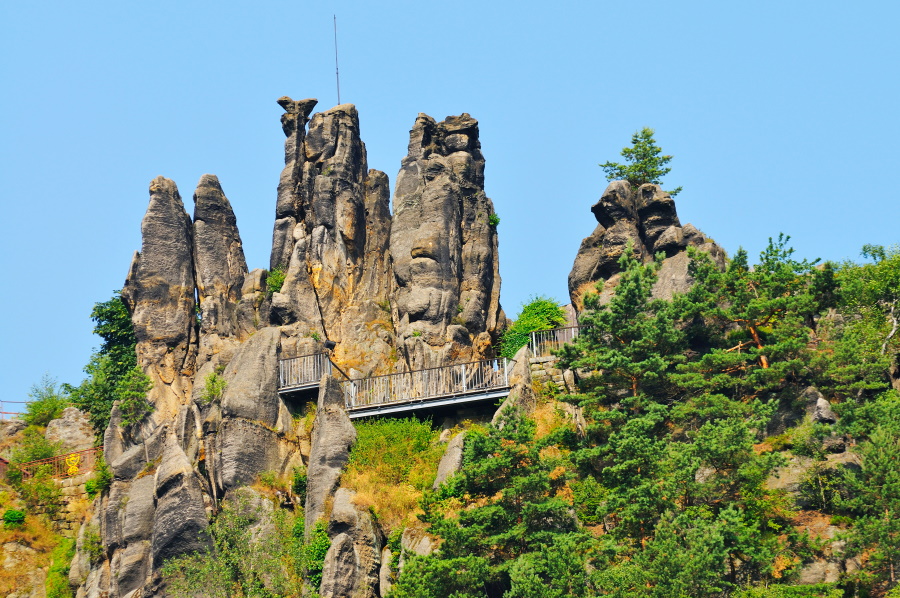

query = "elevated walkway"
[277, 355, 511, 418]
[278, 353, 333, 392]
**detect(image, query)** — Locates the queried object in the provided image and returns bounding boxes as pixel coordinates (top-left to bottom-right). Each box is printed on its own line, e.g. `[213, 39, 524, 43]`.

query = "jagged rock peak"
[122, 176, 197, 420]
[192, 174, 248, 340]
[269, 98, 395, 377]
[569, 180, 725, 311]
[391, 112, 504, 369]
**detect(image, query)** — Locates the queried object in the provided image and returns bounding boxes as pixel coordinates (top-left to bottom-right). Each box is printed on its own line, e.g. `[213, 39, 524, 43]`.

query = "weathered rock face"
[433, 431, 466, 489]
[270, 99, 395, 376]
[44, 407, 94, 453]
[568, 181, 725, 310]
[193, 174, 248, 353]
[391, 114, 505, 370]
[320, 488, 382, 598]
[122, 176, 198, 421]
[305, 376, 356, 536]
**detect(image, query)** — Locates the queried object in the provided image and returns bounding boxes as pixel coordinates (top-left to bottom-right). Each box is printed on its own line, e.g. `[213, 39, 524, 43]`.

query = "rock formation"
[121, 176, 197, 422]
[568, 180, 726, 310]
[268, 99, 395, 377]
[72, 97, 513, 598]
[391, 114, 504, 370]
[193, 174, 249, 359]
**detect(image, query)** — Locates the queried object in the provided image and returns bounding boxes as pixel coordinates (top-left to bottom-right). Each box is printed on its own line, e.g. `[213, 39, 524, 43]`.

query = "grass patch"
[342, 418, 445, 533]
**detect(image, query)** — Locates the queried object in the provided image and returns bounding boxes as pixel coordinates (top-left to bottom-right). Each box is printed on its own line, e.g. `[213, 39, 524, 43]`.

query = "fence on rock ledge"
[18, 446, 104, 479]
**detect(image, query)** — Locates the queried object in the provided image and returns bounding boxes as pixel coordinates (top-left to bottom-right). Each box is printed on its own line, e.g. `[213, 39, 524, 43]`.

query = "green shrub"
[83, 524, 104, 564]
[11, 427, 62, 465]
[292, 467, 307, 500]
[19, 466, 61, 517]
[2, 509, 25, 527]
[116, 367, 154, 429]
[163, 498, 304, 598]
[267, 266, 287, 295]
[303, 520, 330, 589]
[488, 212, 500, 227]
[46, 537, 76, 598]
[91, 454, 112, 496]
[22, 375, 71, 427]
[499, 296, 567, 359]
[201, 372, 227, 404]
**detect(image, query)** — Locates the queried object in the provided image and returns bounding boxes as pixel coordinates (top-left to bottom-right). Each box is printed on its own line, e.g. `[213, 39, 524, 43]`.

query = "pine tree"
[600, 127, 683, 196]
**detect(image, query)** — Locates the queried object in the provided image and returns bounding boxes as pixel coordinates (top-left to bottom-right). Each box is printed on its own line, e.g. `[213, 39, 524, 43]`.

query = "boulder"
[814, 398, 838, 424]
[319, 488, 381, 598]
[0, 419, 25, 442]
[305, 377, 356, 536]
[433, 431, 466, 489]
[44, 407, 95, 453]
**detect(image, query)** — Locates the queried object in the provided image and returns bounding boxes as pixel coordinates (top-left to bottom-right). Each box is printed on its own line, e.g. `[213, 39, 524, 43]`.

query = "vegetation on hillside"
[499, 296, 567, 359]
[391, 239, 900, 597]
[66, 292, 152, 434]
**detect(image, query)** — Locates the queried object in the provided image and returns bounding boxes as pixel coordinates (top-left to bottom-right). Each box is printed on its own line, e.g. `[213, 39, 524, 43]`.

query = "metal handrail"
[17, 446, 104, 479]
[279, 353, 333, 390]
[529, 326, 585, 357]
[342, 358, 510, 409]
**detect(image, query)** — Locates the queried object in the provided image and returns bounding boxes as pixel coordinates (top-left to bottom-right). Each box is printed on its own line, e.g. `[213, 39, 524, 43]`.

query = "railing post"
[461, 363, 467, 393]
[503, 358, 509, 386]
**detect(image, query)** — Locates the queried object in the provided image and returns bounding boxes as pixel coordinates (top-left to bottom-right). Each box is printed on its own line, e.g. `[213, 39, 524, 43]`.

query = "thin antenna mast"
[333, 15, 341, 105]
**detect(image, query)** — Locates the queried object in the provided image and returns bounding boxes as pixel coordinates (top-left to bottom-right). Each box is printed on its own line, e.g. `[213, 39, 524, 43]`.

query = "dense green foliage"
[499, 296, 567, 359]
[201, 371, 228, 404]
[600, 127, 682, 196]
[22, 376, 71, 427]
[267, 266, 287, 295]
[162, 498, 308, 598]
[390, 236, 900, 597]
[2, 509, 25, 527]
[85, 454, 112, 498]
[67, 292, 151, 434]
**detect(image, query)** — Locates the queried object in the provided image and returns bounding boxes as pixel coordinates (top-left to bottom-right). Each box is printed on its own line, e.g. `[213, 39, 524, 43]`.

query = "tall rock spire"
[192, 174, 248, 341]
[390, 113, 504, 370]
[121, 176, 197, 420]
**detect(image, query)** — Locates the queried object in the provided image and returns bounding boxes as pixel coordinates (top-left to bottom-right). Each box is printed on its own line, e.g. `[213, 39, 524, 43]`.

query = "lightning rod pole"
[334, 15, 341, 105]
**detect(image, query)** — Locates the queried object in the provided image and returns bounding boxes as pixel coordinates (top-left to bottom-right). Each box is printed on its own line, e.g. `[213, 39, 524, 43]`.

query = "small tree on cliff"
[600, 127, 683, 196]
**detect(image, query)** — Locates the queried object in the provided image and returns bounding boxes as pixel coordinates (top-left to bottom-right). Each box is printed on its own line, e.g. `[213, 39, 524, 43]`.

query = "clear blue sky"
[2, 1, 898, 415]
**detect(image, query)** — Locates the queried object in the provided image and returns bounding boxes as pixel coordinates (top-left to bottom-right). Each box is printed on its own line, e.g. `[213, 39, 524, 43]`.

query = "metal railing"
[343, 358, 510, 410]
[18, 446, 104, 479]
[0, 400, 26, 420]
[279, 353, 333, 391]
[529, 326, 584, 357]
